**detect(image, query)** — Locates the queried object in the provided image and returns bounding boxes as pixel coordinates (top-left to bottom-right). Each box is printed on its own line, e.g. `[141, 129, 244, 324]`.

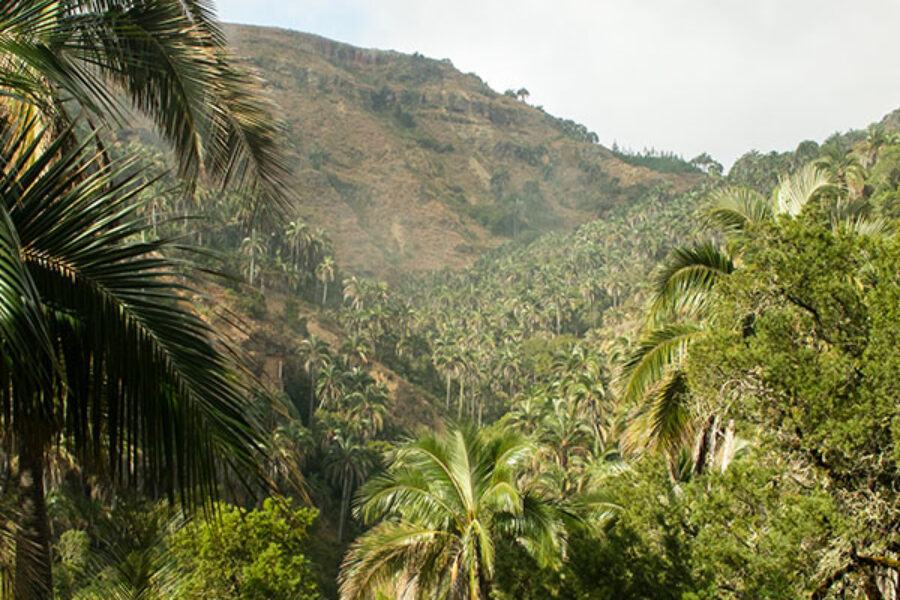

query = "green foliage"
[611, 145, 701, 174]
[171, 499, 320, 600]
[684, 212, 900, 596]
[340, 425, 568, 600]
[392, 106, 416, 129]
[309, 151, 331, 170]
[332, 183, 706, 428]
[281, 297, 303, 330]
[495, 455, 837, 599]
[494, 141, 547, 167]
[53, 531, 92, 599]
[691, 216, 892, 482]
[551, 117, 599, 144]
[229, 288, 269, 320]
[414, 134, 454, 153]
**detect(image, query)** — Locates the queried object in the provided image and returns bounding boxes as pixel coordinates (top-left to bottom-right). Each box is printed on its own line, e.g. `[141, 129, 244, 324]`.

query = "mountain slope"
[224, 24, 700, 279]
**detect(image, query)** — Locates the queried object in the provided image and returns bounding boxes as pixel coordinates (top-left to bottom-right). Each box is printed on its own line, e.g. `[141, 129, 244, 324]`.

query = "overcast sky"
[217, 0, 900, 168]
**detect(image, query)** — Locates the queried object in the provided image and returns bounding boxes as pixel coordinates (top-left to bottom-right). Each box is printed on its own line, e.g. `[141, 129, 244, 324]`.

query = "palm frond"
[339, 520, 446, 600]
[707, 186, 772, 234]
[774, 164, 834, 216]
[0, 200, 56, 396]
[831, 214, 892, 237]
[618, 323, 703, 407]
[648, 242, 734, 323]
[623, 369, 693, 456]
[344, 426, 563, 600]
[1, 0, 290, 213]
[0, 122, 265, 507]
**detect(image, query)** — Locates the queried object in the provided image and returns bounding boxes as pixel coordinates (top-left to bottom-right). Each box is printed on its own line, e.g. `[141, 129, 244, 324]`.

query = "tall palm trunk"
[445, 373, 451, 411]
[308, 367, 316, 423]
[338, 476, 351, 543]
[15, 432, 52, 600]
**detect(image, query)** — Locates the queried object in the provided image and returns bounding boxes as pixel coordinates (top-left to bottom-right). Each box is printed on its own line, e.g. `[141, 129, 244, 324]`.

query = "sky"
[217, 0, 900, 168]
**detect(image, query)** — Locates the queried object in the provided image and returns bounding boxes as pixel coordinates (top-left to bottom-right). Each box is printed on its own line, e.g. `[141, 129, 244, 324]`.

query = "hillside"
[223, 24, 700, 279]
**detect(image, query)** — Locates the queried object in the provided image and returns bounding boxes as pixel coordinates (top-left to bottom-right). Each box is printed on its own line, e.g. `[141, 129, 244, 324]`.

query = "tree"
[284, 220, 312, 273]
[339, 333, 372, 368]
[171, 499, 319, 600]
[342, 276, 365, 313]
[316, 256, 335, 306]
[689, 153, 723, 176]
[815, 143, 865, 200]
[315, 362, 346, 412]
[0, 127, 263, 599]
[687, 214, 900, 597]
[240, 229, 268, 288]
[54, 502, 184, 600]
[861, 124, 893, 169]
[297, 335, 331, 423]
[493, 454, 836, 600]
[339, 425, 567, 600]
[322, 432, 375, 544]
[0, 0, 287, 205]
[345, 384, 389, 441]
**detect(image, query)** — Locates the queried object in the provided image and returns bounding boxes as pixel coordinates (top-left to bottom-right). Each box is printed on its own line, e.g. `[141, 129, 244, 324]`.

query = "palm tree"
[316, 256, 335, 305]
[339, 425, 567, 600]
[323, 431, 374, 544]
[536, 400, 593, 474]
[343, 276, 366, 313]
[239, 229, 268, 288]
[815, 143, 865, 199]
[432, 337, 459, 410]
[297, 335, 331, 423]
[284, 219, 311, 272]
[0, 127, 263, 599]
[315, 362, 347, 412]
[0, 0, 287, 205]
[861, 124, 892, 169]
[339, 333, 372, 368]
[345, 384, 389, 440]
[70, 504, 185, 600]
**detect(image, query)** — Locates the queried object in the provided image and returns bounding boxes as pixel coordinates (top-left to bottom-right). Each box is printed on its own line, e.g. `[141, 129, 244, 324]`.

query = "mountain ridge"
[222, 23, 701, 280]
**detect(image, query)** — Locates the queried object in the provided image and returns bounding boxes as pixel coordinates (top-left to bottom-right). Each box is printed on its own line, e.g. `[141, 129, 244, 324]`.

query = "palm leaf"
[344, 426, 565, 600]
[339, 520, 446, 600]
[648, 244, 733, 323]
[0, 123, 265, 507]
[831, 213, 892, 237]
[707, 186, 772, 234]
[774, 164, 834, 216]
[1, 0, 289, 213]
[618, 323, 703, 407]
[623, 369, 693, 456]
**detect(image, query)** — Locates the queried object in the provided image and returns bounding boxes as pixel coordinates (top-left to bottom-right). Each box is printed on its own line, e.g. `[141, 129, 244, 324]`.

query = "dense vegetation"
[4, 3, 900, 600]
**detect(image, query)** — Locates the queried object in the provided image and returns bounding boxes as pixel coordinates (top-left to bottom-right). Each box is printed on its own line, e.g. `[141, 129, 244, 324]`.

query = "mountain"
[223, 24, 700, 280]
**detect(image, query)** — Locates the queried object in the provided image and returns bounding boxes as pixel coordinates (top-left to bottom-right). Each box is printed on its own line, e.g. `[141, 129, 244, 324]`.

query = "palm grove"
[4, 2, 900, 600]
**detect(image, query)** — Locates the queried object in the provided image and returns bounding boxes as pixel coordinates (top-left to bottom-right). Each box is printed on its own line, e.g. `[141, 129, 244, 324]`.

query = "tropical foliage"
[339, 425, 569, 600]
[6, 4, 900, 599]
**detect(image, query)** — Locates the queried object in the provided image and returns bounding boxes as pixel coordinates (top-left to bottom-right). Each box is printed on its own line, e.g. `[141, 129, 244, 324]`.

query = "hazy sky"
[217, 0, 900, 168]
